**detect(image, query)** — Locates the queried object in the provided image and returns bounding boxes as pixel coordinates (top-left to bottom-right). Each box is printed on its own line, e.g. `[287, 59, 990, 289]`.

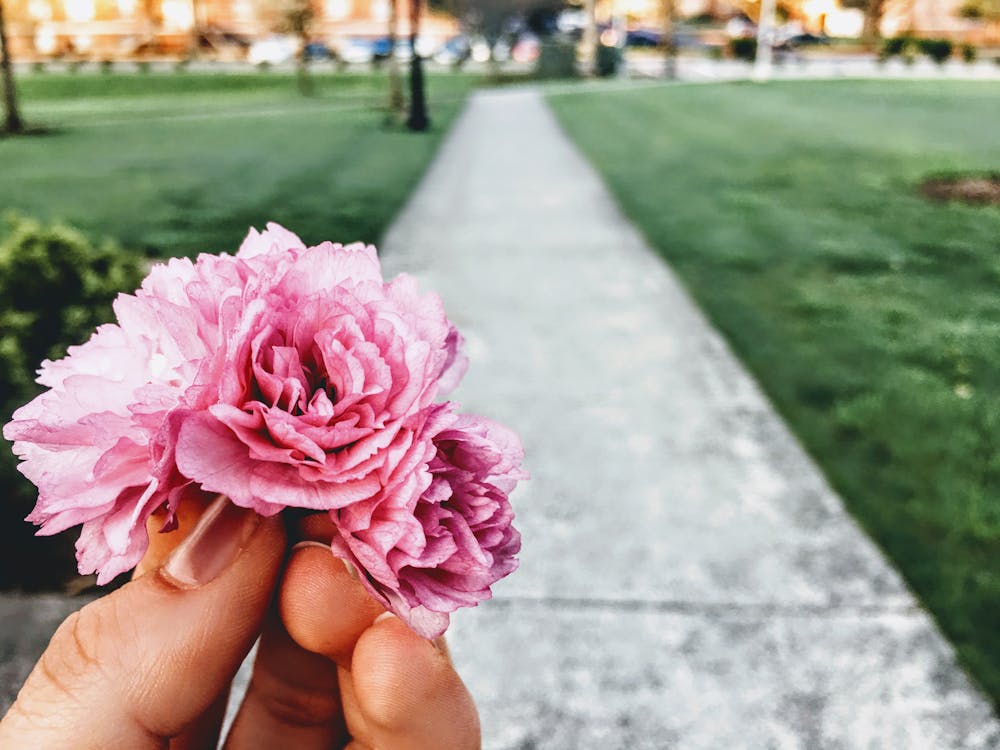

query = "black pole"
[406, 1, 428, 132]
[0, 0, 24, 134]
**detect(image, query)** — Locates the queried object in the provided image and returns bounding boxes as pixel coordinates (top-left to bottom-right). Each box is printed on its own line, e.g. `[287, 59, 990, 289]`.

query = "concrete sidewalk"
[379, 88, 1000, 748]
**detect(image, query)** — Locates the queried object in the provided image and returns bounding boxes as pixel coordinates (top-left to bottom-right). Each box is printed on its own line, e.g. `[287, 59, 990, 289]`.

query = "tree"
[959, 0, 1000, 29]
[661, 0, 676, 79]
[258, 0, 315, 95]
[840, 0, 886, 46]
[407, 0, 429, 131]
[582, 0, 597, 72]
[281, 0, 315, 96]
[0, 0, 23, 134]
[433, 0, 561, 68]
[387, 0, 405, 118]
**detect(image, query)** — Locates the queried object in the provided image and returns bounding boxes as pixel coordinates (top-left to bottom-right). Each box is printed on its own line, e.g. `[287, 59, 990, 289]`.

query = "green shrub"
[881, 36, 909, 57]
[595, 43, 622, 77]
[0, 217, 145, 591]
[535, 39, 578, 79]
[919, 38, 953, 64]
[729, 37, 757, 62]
[961, 43, 977, 63]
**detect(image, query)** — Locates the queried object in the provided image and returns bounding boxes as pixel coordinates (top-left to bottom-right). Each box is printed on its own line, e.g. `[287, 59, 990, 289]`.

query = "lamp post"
[406, 0, 429, 132]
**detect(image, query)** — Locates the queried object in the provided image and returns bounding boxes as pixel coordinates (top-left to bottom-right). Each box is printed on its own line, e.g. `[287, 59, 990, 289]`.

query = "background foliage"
[0, 216, 145, 589]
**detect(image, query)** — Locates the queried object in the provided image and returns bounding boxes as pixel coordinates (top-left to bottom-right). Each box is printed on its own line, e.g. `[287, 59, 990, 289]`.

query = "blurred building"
[4, 0, 458, 59]
[599, 0, 995, 42]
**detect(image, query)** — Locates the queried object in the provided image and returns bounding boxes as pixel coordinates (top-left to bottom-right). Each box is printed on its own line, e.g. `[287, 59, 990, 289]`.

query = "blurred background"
[0, 0, 999, 746]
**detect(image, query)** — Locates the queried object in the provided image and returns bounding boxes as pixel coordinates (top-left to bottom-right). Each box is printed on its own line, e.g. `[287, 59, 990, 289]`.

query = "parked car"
[247, 35, 297, 65]
[511, 33, 540, 63]
[337, 37, 392, 64]
[303, 41, 334, 61]
[626, 29, 663, 47]
[434, 34, 470, 65]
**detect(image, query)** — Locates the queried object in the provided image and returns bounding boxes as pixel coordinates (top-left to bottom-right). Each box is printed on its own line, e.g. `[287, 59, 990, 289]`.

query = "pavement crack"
[488, 594, 922, 618]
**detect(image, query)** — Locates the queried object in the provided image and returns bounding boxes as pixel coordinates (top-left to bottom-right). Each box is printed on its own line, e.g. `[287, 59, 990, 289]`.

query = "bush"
[0, 217, 145, 591]
[729, 37, 757, 62]
[961, 44, 977, 63]
[919, 38, 953, 64]
[535, 39, 578, 79]
[595, 44, 622, 77]
[881, 36, 909, 57]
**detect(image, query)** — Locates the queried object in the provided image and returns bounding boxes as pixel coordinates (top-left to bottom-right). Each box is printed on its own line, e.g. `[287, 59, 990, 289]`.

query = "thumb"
[0, 496, 285, 750]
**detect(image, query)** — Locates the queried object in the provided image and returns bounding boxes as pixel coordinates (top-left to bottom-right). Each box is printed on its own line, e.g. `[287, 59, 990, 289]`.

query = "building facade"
[5, 0, 458, 59]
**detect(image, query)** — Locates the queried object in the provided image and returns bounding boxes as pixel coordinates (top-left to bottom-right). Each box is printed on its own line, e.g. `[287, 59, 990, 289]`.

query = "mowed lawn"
[549, 81, 1000, 707]
[1, 71, 480, 255]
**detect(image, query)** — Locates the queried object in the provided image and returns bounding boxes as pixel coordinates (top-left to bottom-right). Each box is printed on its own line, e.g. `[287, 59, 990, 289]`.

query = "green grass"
[1, 71, 480, 255]
[548, 80, 1000, 707]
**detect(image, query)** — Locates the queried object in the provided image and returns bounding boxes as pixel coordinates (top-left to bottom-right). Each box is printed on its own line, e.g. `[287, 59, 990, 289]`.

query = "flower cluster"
[3, 224, 526, 638]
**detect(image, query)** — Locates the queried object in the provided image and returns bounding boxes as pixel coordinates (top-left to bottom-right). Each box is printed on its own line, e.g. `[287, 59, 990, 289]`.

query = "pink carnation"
[331, 405, 527, 638]
[4, 224, 524, 637]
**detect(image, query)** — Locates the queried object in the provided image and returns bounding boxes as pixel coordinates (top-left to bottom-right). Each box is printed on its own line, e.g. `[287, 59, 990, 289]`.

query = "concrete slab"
[378, 87, 1000, 747]
[447, 605, 1000, 749]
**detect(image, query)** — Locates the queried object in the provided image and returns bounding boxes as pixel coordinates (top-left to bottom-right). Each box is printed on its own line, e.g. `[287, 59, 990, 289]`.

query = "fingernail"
[373, 612, 442, 650]
[162, 495, 259, 588]
[341, 558, 360, 581]
[291, 540, 331, 552]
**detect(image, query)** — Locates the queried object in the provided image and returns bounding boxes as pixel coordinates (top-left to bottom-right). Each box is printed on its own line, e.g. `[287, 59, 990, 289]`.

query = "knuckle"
[43, 602, 114, 685]
[251, 672, 343, 729]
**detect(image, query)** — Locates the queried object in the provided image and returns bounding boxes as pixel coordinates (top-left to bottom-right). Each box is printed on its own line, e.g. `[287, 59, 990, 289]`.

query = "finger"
[291, 512, 336, 545]
[222, 611, 348, 750]
[350, 613, 480, 750]
[137, 496, 229, 750]
[169, 689, 229, 750]
[0, 496, 285, 749]
[134, 495, 215, 579]
[279, 542, 385, 668]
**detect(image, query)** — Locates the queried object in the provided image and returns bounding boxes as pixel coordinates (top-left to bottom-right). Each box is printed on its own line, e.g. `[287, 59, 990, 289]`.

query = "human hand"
[0, 496, 481, 749]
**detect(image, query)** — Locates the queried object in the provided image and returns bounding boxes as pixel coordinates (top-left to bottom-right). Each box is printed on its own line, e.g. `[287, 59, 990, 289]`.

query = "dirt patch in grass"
[920, 174, 1000, 205]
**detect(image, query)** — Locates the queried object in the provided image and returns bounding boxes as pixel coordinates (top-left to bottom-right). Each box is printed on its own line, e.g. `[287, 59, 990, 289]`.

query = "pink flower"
[331, 405, 527, 638]
[6, 224, 521, 620]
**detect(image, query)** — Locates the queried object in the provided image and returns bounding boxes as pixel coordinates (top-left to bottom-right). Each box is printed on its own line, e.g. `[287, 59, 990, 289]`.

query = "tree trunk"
[862, 0, 885, 48]
[189, 0, 201, 58]
[0, 0, 24, 135]
[296, 37, 313, 96]
[387, 0, 404, 115]
[662, 0, 676, 79]
[582, 0, 598, 74]
[753, 0, 777, 81]
[406, 0, 429, 131]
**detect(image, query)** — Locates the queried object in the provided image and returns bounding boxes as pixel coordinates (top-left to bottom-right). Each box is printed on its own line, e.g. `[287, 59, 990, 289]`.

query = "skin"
[0, 503, 480, 750]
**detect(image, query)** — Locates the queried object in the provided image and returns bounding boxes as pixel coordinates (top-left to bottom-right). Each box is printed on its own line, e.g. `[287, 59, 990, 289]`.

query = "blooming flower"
[4, 224, 524, 637]
[332, 405, 526, 638]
